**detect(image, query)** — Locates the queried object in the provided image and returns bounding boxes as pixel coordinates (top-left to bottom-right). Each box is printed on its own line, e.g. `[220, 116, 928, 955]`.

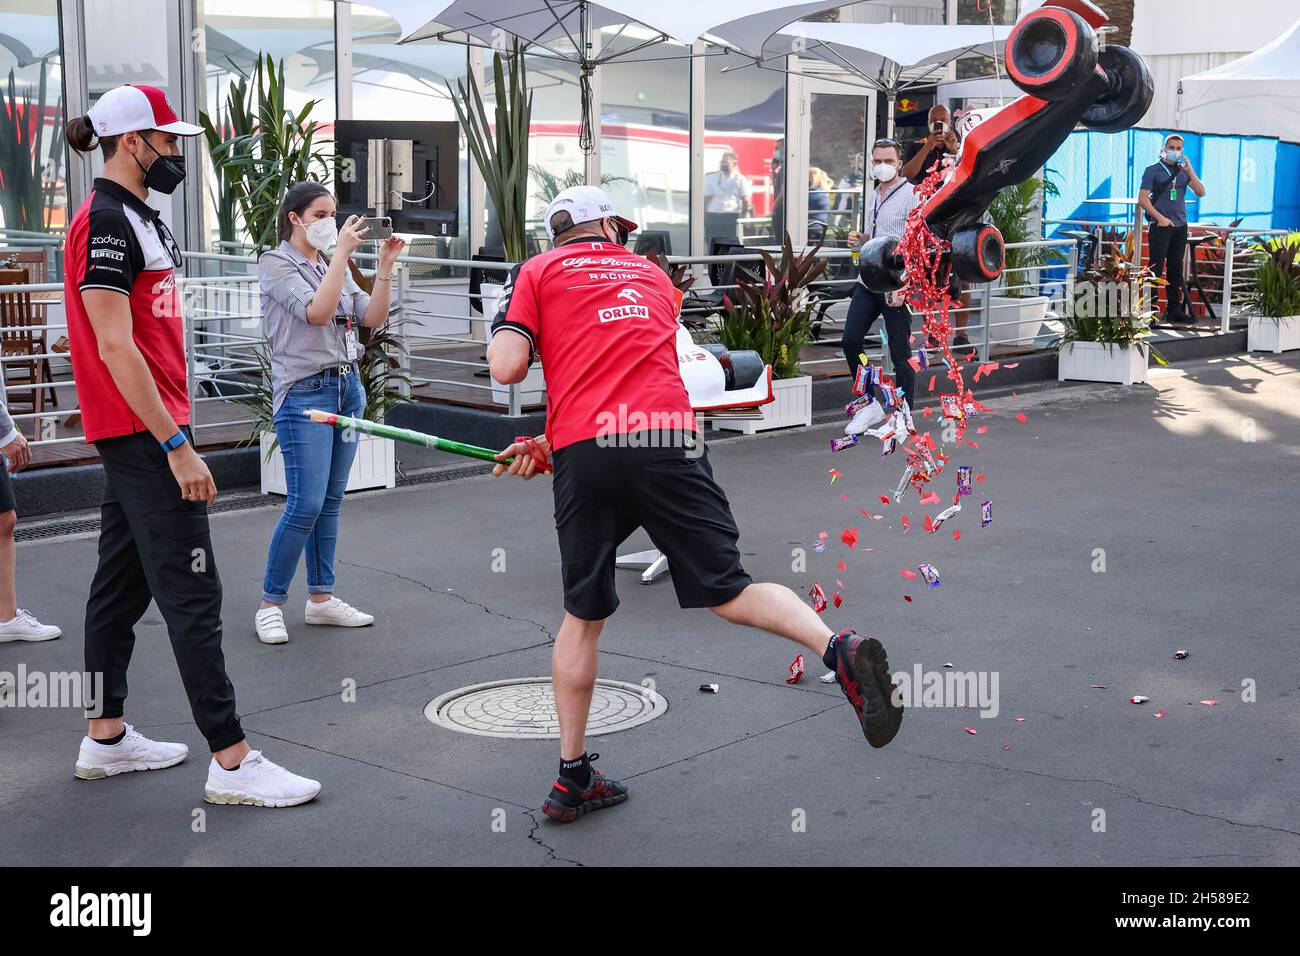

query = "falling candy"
[830, 434, 860, 453]
[980, 500, 993, 527]
[956, 465, 973, 496]
[932, 503, 961, 530]
[786, 655, 805, 685]
[699, 683, 719, 693]
[1130, 696, 1150, 704]
[1174, 650, 1189, 660]
[918, 563, 941, 589]
[809, 582, 828, 613]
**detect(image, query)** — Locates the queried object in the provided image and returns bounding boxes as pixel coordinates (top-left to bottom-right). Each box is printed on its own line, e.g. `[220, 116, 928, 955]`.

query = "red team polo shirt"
[64, 178, 189, 443]
[490, 239, 698, 452]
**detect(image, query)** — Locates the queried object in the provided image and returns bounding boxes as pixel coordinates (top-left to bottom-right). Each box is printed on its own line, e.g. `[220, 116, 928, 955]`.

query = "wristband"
[160, 430, 188, 453]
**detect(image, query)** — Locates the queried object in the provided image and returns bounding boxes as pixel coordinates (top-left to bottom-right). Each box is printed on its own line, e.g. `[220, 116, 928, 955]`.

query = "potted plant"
[985, 176, 1063, 345]
[1246, 232, 1300, 353]
[450, 41, 541, 407]
[1056, 253, 1167, 385]
[713, 233, 824, 433]
[204, 55, 402, 491]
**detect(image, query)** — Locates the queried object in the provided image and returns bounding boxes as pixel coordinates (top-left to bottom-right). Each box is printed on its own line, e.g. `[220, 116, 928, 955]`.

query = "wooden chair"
[0, 249, 57, 409]
[0, 267, 50, 434]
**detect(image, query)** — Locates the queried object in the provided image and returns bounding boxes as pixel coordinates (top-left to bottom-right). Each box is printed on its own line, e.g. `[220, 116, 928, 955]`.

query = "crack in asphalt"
[524, 810, 586, 867]
[237, 725, 533, 811]
[623, 703, 845, 781]
[893, 747, 1300, 840]
[339, 559, 556, 642]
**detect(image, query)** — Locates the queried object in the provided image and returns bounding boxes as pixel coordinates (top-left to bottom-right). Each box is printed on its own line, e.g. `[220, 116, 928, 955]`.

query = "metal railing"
[4, 228, 1279, 463]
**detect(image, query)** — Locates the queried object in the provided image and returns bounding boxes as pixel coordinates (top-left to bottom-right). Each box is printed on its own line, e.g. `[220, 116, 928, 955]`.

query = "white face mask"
[1163, 148, 1182, 163]
[873, 162, 898, 183]
[298, 217, 338, 251]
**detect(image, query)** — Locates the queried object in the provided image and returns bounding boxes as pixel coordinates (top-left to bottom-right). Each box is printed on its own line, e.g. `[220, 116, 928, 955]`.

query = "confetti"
[964, 726, 977, 735]
[1016, 412, 1027, 424]
[1004, 363, 1019, 369]
[879, 495, 891, 505]
[1200, 699, 1219, 706]
[832, 592, 843, 608]
[837, 561, 846, 571]
[900, 514, 911, 532]
[786, 655, 805, 685]
[903, 595, 913, 603]
[953, 529, 962, 541]
[900, 568, 918, 580]
[829, 469, 844, 483]
[1002, 744, 1011, 751]
[1153, 708, 1165, 718]
[1091, 684, 1107, 689]
[928, 375, 936, 392]
[919, 491, 940, 505]
[976, 426, 988, 435]
[1012, 716, 1025, 722]
[841, 528, 859, 548]
[975, 472, 985, 482]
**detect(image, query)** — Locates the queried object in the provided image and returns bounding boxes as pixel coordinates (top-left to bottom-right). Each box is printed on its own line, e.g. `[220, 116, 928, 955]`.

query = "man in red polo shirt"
[489, 186, 904, 824]
[63, 84, 319, 806]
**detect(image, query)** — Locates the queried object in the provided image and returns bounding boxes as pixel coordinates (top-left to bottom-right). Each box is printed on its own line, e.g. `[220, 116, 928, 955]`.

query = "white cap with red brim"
[87, 84, 203, 138]
[543, 185, 638, 241]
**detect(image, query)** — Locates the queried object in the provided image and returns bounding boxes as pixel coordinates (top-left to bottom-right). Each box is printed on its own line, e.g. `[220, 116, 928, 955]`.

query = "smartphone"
[932, 121, 948, 134]
[358, 216, 393, 240]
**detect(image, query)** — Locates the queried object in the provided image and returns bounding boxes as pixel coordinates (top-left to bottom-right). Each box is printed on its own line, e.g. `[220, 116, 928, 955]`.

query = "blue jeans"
[262, 367, 366, 605]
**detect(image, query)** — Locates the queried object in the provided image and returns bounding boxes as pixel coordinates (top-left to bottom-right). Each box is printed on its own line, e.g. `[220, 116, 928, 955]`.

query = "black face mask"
[135, 135, 186, 195]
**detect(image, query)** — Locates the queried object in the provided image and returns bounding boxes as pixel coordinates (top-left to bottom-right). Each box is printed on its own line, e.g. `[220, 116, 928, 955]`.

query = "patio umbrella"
[390, 0, 851, 152]
[772, 21, 1012, 136]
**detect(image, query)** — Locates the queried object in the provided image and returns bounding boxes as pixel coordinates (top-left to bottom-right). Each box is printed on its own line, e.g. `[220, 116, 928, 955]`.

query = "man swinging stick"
[487, 186, 903, 824]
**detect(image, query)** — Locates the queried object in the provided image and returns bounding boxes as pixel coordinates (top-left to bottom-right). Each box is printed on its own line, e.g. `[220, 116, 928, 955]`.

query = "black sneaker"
[953, 333, 971, 347]
[541, 754, 629, 823]
[831, 629, 904, 748]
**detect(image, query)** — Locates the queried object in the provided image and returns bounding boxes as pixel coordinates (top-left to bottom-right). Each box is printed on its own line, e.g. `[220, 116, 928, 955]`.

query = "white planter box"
[1057, 340, 1149, 385]
[1247, 315, 1300, 353]
[260, 431, 396, 496]
[481, 280, 547, 407]
[989, 294, 1050, 346]
[712, 375, 812, 434]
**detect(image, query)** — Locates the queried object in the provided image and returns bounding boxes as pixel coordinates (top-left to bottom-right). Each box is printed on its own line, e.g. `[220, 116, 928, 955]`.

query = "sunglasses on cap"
[873, 138, 901, 149]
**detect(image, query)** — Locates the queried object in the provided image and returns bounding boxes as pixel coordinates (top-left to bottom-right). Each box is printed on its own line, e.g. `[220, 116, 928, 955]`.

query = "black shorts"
[0, 460, 14, 514]
[552, 433, 753, 620]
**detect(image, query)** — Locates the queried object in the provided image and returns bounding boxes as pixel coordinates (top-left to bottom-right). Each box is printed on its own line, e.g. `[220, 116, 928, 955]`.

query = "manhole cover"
[425, 677, 668, 739]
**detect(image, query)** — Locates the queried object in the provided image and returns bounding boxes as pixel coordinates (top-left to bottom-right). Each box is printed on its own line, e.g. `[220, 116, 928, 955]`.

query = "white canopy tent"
[1177, 17, 1300, 143]
[391, 0, 850, 152]
[771, 21, 1011, 135]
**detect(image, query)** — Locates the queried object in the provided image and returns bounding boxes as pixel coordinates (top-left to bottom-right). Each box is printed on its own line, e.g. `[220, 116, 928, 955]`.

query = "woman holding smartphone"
[254, 181, 405, 644]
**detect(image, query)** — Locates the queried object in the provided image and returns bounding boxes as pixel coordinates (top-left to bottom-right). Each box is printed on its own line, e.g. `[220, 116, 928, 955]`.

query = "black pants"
[1148, 223, 1189, 320]
[841, 284, 916, 406]
[84, 429, 243, 752]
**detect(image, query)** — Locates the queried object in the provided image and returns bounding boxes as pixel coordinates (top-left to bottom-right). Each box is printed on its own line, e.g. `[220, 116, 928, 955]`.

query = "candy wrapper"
[853, 363, 872, 396]
[917, 347, 930, 370]
[830, 434, 860, 453]
[963, 402, 980, 419]
[1174, 650, 1190, 660]
[1130, 695, 1150, 704]
[931, 503, 961, 530]
[980, 499, 992, 527]
[809, 582, 828, 614]
[819, 671, 837, 684]
[844, 395, 873, 418]
[918, 563, 941, 589]
[880, 382, 898, 411]
[699, 683, 719, 693]
[786, 655, 805, 685]
[893, 465, 915, 502]
[957, 465, 972, 496]
[940, 394, 964, 419]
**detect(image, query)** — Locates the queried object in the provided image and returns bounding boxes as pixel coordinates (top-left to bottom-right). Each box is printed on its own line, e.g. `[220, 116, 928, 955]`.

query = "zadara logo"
[597, 305, 649, 323]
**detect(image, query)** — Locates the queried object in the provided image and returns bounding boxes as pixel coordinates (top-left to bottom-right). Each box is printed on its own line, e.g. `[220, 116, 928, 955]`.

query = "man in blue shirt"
[1138, 134, 1206, 324]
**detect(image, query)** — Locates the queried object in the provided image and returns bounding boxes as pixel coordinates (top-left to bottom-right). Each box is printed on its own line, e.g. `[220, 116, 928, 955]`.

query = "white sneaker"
[204, 750, 321, 807]
[255, 606, 289, 645]
[304, 596, 374, 627]
[74, 724, 189, 780]
[845, 401, 887, 435]
[0, 609, 61, 642]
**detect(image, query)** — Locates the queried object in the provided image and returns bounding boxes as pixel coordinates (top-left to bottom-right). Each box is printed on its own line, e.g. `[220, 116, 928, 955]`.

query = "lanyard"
[869, 183, 904, 239]
[298, 251, 355, 379]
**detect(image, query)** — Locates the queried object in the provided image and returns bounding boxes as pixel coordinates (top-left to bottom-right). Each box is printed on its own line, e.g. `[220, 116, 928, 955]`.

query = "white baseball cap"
[543, 185, 638, 241]
[87, 84, 203, 138]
